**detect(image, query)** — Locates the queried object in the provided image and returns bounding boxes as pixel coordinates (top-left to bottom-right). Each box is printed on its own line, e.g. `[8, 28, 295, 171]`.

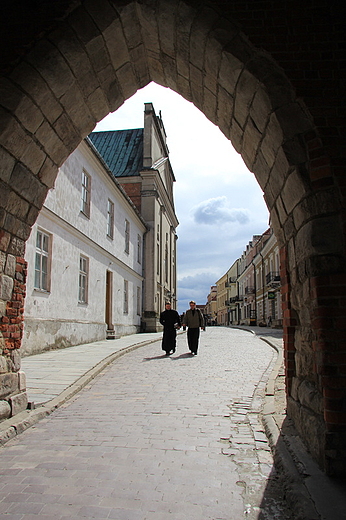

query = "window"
[81, 170, 91, 217]
[137, 234, 142, 264]
[165, 244, 168, 283]
[107, 199, 114, 238]
[157, 243, 160, 275]
[34, 230, 50, 291]
[123, 280, 128, 314]
[79, 255, 89, 303]
[137, 286, 141, 316]
[125, 220, 130, 253]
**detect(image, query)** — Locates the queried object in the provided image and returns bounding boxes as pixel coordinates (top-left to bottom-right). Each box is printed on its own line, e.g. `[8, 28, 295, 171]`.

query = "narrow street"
[0, 328, 292, 519]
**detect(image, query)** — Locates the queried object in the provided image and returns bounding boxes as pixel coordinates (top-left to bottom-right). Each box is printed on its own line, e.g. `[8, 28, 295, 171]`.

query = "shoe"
[172, 347, 176, 353]
[165, 352, 170, 356]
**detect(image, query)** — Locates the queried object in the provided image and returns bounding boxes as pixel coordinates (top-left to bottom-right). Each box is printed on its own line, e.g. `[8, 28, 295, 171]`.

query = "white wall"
[23, 141, 146, 356]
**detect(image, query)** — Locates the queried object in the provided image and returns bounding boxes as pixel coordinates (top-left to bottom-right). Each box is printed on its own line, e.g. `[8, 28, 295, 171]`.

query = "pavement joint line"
[0, 336, 162, 447]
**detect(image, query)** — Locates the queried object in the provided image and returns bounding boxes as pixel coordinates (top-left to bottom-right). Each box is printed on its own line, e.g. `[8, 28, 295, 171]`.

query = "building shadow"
[257, 417, 346, 519]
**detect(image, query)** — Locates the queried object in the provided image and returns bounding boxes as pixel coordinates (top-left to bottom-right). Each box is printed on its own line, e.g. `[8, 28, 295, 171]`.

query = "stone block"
[242, 118, 262, 170]
[18, 371, 26, 392]
[59, 85, 96, 142]
[205, 37, 222, 85]
[4, 254, 16, 278]
[0, 355, 8, 374]
[86, 35, 110, 74]
[27, 40, 75, 99]
[281, 169, 307, 215]
[0, 400, 11, 420]
[9, 391, 28, 416]
[14, 93, 45, 134]
[20, 141, 46, 174]
[0, 373, 19, 399]
[98, 65, 124, 112]
[0, 274, 13, 300]
[38, 157, 58, 190]
[295, 216, 344, 265]
[250, 87, 272, 134]
[9, 349, 21, 372]
[116, 62, 138, 100]
[130, 44, 150, 88]
[261, 112, 283, 169]
[87, 88, 110, 122]
[35, 121, 69, 167]
[219, 50, 242, 96]
[8, 236, 26, 257]
[217, 87, 233, 139]
[0, 147, 15, 183]
[103, 18, 130, 72]
[158, 1, 176, 59]
[0, 299, 6, 317]
[11, 61, 63, 125]
[0, 108, 32, 158]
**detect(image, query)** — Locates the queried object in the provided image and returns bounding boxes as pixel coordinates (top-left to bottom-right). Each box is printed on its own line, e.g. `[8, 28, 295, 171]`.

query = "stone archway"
[0, 0, 345, 477]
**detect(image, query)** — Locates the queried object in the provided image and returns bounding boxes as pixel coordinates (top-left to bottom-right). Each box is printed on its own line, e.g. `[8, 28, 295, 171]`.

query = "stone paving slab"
[21, 332, 163, 404]
[0, 326, 345, 519]
[0, 328, 283, 520]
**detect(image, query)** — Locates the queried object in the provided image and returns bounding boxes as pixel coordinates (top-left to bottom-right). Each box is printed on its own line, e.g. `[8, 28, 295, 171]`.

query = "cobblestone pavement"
[0, 328, 292, 520]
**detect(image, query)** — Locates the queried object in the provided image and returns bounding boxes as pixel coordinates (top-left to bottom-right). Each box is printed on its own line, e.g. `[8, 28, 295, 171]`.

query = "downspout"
[251, 259, 257, 325]
[259, 252, 265, 324]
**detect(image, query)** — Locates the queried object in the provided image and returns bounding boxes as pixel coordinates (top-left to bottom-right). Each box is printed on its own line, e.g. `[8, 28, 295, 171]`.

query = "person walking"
[182, 301, 205, 355]
[159, 301, 181, 355]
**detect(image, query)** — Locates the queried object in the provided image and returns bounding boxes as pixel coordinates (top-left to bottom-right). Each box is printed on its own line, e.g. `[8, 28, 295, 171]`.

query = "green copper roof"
[88, 129, 143, 177]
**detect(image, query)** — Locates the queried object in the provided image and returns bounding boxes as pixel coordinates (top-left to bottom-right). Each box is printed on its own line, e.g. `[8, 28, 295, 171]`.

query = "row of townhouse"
[206, 227, 282, 328]
[22, 103, 179, 356]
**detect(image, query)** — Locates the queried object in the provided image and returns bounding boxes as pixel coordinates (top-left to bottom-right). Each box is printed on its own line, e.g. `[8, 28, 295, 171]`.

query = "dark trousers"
[187, 328, 200, 353]
[162, 328, 177, 353]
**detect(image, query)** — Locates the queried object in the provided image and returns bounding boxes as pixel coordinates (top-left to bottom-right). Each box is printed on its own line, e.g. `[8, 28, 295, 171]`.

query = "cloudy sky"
[95, 82, 269, 314]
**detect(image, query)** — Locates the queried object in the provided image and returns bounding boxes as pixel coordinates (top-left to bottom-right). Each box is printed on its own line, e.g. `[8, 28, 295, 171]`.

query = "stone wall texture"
[0, 0, 345, 477]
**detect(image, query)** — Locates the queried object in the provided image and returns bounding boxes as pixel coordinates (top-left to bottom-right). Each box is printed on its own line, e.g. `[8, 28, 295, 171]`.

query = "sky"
[95, 82, 269, 314]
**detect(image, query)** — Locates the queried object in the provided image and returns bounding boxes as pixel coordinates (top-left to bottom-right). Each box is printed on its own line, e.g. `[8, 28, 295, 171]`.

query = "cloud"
[177, 272, 217, 312]
[192, 196, 250, 226]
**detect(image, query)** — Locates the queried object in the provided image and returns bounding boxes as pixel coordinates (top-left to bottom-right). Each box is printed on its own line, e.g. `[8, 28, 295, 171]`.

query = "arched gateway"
[0, 1, 345, 477]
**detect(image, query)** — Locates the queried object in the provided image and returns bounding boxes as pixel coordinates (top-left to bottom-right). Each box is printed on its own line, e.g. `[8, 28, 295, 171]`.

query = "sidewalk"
[0, 326, 345, 519]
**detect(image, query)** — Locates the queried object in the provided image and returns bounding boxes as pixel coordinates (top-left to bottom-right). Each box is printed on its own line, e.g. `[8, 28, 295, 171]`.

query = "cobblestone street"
[0, 328, 292, 520]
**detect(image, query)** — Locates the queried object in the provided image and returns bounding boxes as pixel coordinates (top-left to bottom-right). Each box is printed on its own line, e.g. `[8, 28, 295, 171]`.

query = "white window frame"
[137, 234, 142, 264]
[107, 199, 114, 239]
[81, 170, 91, 217]
[125, 219, 130, 254]
[123, 279, 128, 314]
[137, 286, 141, 316]
[79, 255, 89, 304]
[34, 229, 51, 291]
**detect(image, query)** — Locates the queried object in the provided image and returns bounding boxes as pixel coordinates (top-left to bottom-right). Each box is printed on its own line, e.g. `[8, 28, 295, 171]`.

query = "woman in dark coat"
[159, 302, 181, 355]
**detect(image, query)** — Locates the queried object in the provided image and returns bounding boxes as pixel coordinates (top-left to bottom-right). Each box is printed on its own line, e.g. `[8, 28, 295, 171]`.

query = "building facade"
[216, 273, 228, 326]
[204, 286, 217, 326]
[23, 138, 147, 356]
[226, 260, 240, 325]
[212, 228, 282, 329]
[89, 103, 179, 332]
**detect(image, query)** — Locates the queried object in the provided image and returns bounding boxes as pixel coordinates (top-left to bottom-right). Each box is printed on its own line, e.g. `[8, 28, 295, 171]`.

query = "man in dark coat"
[159, 302, 181, 355]
[182, 301, 205, 355]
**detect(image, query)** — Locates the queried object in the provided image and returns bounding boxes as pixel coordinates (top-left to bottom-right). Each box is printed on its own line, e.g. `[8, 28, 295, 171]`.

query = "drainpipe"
[259, 252, 265, 324]
[251, 259, 257, 325]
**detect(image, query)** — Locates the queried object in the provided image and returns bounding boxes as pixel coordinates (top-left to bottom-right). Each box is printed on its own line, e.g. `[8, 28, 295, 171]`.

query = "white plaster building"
[89, 103, 179, 332]
[23, 138, 147, 356]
